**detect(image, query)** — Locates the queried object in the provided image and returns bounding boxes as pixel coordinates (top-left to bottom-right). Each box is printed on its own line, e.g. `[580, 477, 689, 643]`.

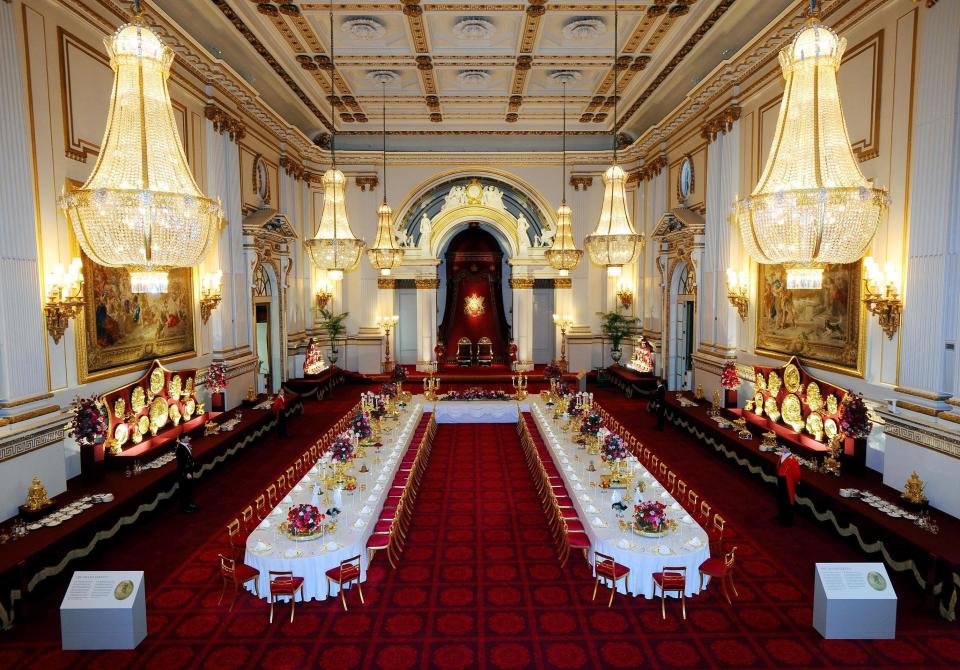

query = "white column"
[511, 277, 534, 366]
[0, 1, 47, 406]
[898, 1, 960, 407]
[416, 278, 438, 369]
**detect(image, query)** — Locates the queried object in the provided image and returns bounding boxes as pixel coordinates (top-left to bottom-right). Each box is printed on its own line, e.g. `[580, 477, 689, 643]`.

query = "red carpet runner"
[4, 417, 959, 669]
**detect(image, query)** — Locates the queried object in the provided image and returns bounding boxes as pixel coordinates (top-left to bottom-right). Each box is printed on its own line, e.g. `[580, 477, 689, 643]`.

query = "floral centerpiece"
[839, 393, 872, 438]
[600, 433, 628, 462]
[205, 362, 227, 393]
[567, 395, 583, 418]
[329, 433, 355, 463]
[437, 387, 511, 401]
[379, 382, 398, 399]
[67, 395, 108, 452]
[351, 411, 373, 443]
[580, 411, 603, 438]
[286, 503, 324, 539]
[720, 361, 740, 389]
[543, 364, 562, 381]
[390, 366, 408, 383]
[633, 500, 668, 536]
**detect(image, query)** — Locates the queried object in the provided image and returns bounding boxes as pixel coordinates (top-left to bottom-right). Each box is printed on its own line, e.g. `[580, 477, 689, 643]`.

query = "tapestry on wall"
[78, 254, 195, 381]
[755, 262, 863, 374]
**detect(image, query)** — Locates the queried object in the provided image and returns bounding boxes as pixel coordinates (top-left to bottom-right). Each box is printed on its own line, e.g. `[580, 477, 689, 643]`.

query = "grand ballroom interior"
[3, 0, 960, 667]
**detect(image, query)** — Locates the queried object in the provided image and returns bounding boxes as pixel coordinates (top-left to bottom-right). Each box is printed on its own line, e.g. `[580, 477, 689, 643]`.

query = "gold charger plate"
[825, 394, 839, 415]
[114, 579, 134, 600]
[185, 377, 194, 395]
[784, 363, 801, 393]
[114, 423, 129, 445]
[781, 394, 803, 428]
[184, 398, 196, 419]
[149, 368, 164, 395]
[113, 397, 126, 419]
[767, 371, 782, 396]
[150, 397, 168, 431]
[806, 382, 823, 412]
[824, 418, 838, 439]
[753, 392, 764, 416]
[169, 403, 182, 426]
[755, 372, 767, 391]
[806, 412, 824, 440]
[131, 387, 146, 414]
[764, 396, 781, 422]
[168, 374, 182, 400]
[138, 415, 150, 435]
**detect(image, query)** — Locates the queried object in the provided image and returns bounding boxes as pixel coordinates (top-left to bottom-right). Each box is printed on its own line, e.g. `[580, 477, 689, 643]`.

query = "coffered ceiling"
[155, 0, 794, 150]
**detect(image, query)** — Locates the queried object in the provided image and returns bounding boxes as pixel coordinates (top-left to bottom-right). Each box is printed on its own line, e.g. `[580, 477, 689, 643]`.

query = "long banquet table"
[244, 402, 423, 602]
[430, 399, 528, 423]
[529, 398, 711, 598]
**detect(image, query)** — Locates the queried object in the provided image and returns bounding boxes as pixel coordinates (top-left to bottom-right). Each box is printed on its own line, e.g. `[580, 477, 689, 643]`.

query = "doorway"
[669, 262, 696, 391]
[255, 303, 272, 394]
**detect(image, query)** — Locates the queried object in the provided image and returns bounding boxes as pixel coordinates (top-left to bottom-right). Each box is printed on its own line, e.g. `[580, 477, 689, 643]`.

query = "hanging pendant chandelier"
[734, 1, 888, 289]
[366, 81, 403, 276]
[584, 0, 642, 277]
[306, 1, 365, 281]
[60, 1, 220, 294]
[545, 80, 582, 277]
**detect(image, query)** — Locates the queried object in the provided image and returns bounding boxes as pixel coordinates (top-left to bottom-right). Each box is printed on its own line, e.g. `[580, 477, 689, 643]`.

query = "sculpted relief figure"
[481, 185, 505, 211]
[394, 219, 411, 247]
[516, 214, 530, 251]
[534, 220, 555, 247]
[442, 185, 467, 212]
[418, 213, 433, 248]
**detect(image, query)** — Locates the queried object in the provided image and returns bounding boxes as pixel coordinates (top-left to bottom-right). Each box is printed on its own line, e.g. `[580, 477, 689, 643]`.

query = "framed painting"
[755, 262, 865, 376]
[77, 253, 196, 382]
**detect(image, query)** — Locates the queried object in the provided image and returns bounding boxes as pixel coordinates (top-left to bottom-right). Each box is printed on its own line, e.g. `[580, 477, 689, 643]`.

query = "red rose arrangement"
[438, 388, 510, 401]
[580, 410, 603, 437]
[839, 393, 872, 438]
[720, 361, 741, 390]
[205, 361, 227, 393]
[600, 433, 628, 462]
[567, 395, 583, 417]
[287, 504, 324, 537]
[67, 395, 107, 448]
[330, 433, 355, 462]
[351, 412, 372, 440]
[634, 500, 667, 533]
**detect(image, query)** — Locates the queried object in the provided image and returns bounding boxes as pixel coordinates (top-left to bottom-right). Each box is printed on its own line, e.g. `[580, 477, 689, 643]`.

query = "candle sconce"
[862, 257, 902, 339]
[725, 268, 749, 321]
[199, 270, 223, 324]
[44, 258, 84, 343]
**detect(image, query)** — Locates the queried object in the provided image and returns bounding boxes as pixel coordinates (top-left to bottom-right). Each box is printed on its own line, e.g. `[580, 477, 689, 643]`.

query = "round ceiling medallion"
[341, 17, 386, 40]
[452, 16, 495, 41]
[549, 70, 582, 85]
[562, 17, 606, 42]
[457, 69, 491, 89]
[367, 70, 400, 85]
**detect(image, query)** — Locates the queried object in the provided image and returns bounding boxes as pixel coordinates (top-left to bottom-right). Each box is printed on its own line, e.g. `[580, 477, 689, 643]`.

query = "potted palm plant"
[601, 309, 639, 365]
[318, 308, 349, 366]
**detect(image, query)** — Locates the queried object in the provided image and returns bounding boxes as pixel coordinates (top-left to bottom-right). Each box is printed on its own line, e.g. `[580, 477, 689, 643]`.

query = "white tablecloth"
[529, 399, 710, 598]
[244, 403, 423, 602]
[429, 398, 528, 424]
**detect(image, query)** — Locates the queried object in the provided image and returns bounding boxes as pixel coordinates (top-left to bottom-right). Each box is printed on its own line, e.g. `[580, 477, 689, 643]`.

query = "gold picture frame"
[756, 262, 865, 376]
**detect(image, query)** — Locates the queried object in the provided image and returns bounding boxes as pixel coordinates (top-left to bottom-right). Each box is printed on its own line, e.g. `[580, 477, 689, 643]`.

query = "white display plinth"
[60, 571, 146, 650]
[813, 563, 896, 639]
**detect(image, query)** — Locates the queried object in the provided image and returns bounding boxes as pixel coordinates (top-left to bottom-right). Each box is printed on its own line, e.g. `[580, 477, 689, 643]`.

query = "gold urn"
[902, 471, 928, 505]
[24, 477, 52, 511]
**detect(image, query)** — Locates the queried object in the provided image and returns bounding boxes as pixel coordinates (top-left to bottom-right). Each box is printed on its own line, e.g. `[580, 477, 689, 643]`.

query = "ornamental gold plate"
[150, 397, 168, 430]
[781, 394, 802, 427]
[753, 392, 764, 416]
[767, 371, 782, 396]
[132, 428, 143, 444]
[138, 415, 150, 435]
[114, 423, 129, 445]
[131, 387, 146, 414]
[149, 368, 164, 395]
[184, 398, 196, 419]
[755, 372, 767, 391]
[113, 397, 126, 419]
[114, 579, 134, 600]
[168, 374, 182, 400]
[764, 396, 781, 422]
[806, 412, 825, 440]
[825, 394, 839, 415]
[784, 363, 801, 392]
[169, 403, 182, 426]
[824, 418, 838, 439]
[806, 382, 823, 412]
[185, 377, 194, 395]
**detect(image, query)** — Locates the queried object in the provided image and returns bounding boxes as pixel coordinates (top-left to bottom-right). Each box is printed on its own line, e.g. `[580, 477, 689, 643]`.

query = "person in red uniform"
[272, 389, 287, 437]
[776, 446, 801, 526]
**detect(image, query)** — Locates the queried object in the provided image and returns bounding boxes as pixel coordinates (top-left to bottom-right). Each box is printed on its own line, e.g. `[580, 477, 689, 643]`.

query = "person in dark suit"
[653, 378, 667, 430]
[175, 435, 199, 514]
[776, 447, 801, 526]
[272, 389, 287, 437]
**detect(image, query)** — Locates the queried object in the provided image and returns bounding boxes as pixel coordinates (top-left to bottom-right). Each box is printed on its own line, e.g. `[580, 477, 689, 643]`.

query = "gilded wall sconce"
[725, 268, 749, 321]
[862, 257, 902, 339]
[199, 270, 223, 324]
[44, 258, 84, 343]
[316, 283, 333, 311]
[615, 281, 634, 310]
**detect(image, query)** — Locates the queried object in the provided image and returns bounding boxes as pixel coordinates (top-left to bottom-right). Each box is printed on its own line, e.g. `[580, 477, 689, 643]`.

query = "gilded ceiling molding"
[279, 155, 305, 181]
[509, 277, 535, 289]
[569, 176, 593, 191]
[355, 175, 380, 191]
[204, 103, 246, 142]
[637, 155, 668, 182]
[700, 104, 741, 143]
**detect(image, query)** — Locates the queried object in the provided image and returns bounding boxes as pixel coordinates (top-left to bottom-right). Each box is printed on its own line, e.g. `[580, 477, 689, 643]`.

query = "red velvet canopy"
[438, 227, 511, 364]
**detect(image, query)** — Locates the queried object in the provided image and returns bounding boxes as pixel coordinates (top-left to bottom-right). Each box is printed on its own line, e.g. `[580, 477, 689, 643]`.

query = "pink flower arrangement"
[839, 393, 872, 438]
[329, 433, 355, 462]
[543, 364, 562, 381]
[379, 382, 398, 399]
[390, 366, 408, 383]
[287, 504, 323, 537]
[438, 388, 510, 401]
[600, 433, 628, 462]
[580, 411, 603, 437]
[205, 362, 227, 393]
[634, 500, 667, 533]
[567, 395, 583, 417]
[67, 395, 107, 448]
[720, 361, 741, 390]
[351, 412, 372, 439]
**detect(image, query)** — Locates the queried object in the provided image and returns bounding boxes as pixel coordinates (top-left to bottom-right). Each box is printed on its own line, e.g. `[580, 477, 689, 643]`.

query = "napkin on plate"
[374, 484, 383, 492]
[301, 475, 311, 482]
[670, 502, 681, 510]
[367, 494, 378, 503]
[353, 518, 365, 529]
[643, 472, 652, 480]
[283, 495, 293, 503]
[259, 519, 271, 529]
[574, 483, 585, 491]
[617, 538, 631, 550]
[586, 505, 599, 514]
[325, 541, 338, 551]
[570, 474, 579, 481]
[271, 507, 282, 516]
[582, 495, 592, 503]
[360, 505, 372, 515]
[660, 491, 671, 499]
[254, 540, 268, 551]
[689, 537, 702, 547]
[591, 516, 605, 527]
[293, 485, 303, 492]
[653, 482, 663, 489]
[377, 474, 387, 482]
[658, 545, 671, 555]
[682, 514, 693, 524]
[284, 548, 298, 558]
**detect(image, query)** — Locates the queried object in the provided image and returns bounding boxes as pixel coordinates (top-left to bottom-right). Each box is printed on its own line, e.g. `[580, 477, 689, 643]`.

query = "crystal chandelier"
[545, 79, 582, 277]
[306, 2, 365, 281]
[366, 81, 403, 276]
[734, 1, 888, 290]
[60, 1, 220, 294]
[584, 0, 642, 277]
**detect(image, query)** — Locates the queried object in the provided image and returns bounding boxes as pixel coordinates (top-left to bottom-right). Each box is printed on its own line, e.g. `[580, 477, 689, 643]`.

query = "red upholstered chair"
[559, 518, 590, 568]
[218, 554, 259, 611]
[268, 570, 304, 623]
[675, 480, 687, 502]
[255, 494, 268, 521]
[326, 555, 364, 611]
[476, 337, 494, 366]
[226, 518, 246, 560]
[708, 514, 726, 553]
[240, 505, 255, 531]
[266, 484, 278, 507]
[699, 500, 712, 524]
[593, 552, 630, 607]
[456, 337, 473, 367]
[667, 472, 676, 494]
[652, 566, 688, 619]
[699, 546, 739, 604]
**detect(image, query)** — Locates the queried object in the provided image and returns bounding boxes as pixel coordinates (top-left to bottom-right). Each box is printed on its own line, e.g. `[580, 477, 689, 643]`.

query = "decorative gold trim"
[0, 392, 55, 409]
[897, 400, 939, 417]
[700, 104, 742, 143]
[554, 277, 572, 289]
[377, 277, 397, 289]
[0, 404, 61, 428]
[355, 175, 379, 191]
[204, 103, 246, 142]
[894, 386, 950, 401]
[509, 277, 534, 289]
[414, 277, 439, 289]
[569, 176, 593, 191]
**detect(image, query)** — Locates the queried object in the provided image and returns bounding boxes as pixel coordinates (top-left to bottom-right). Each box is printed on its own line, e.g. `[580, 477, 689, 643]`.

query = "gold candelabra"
[615, 281, 634, 310]
[44, 258, 84, 344]
[376, 314, 399, 373]
[725, 268, 749, 321]
[315, 282, 333, 311]
[423, 364, 440, 400]
[552, 313, 573, 372]
[199, 270, 223, 324]
[862, 257, 902, 339]
[512, 370, 528, 400]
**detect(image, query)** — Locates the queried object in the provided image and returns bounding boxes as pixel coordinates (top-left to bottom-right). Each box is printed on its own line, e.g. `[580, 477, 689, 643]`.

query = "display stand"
[813, 563, 896, 639]
[60, 571, 146, 650]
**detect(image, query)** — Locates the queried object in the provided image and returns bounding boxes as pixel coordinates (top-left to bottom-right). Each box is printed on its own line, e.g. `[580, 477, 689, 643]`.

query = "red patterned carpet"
[3, 392, 959, 669]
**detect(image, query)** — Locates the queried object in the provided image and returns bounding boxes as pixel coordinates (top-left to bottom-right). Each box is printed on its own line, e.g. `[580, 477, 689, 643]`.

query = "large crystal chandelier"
[734, 2, 888, 289]
[306, 2, 365, 281]
[584, 0, 642, 277]
[545, 79, 582, 277]
[61, 1, 220, 294]
[366, 81, 403, 276]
